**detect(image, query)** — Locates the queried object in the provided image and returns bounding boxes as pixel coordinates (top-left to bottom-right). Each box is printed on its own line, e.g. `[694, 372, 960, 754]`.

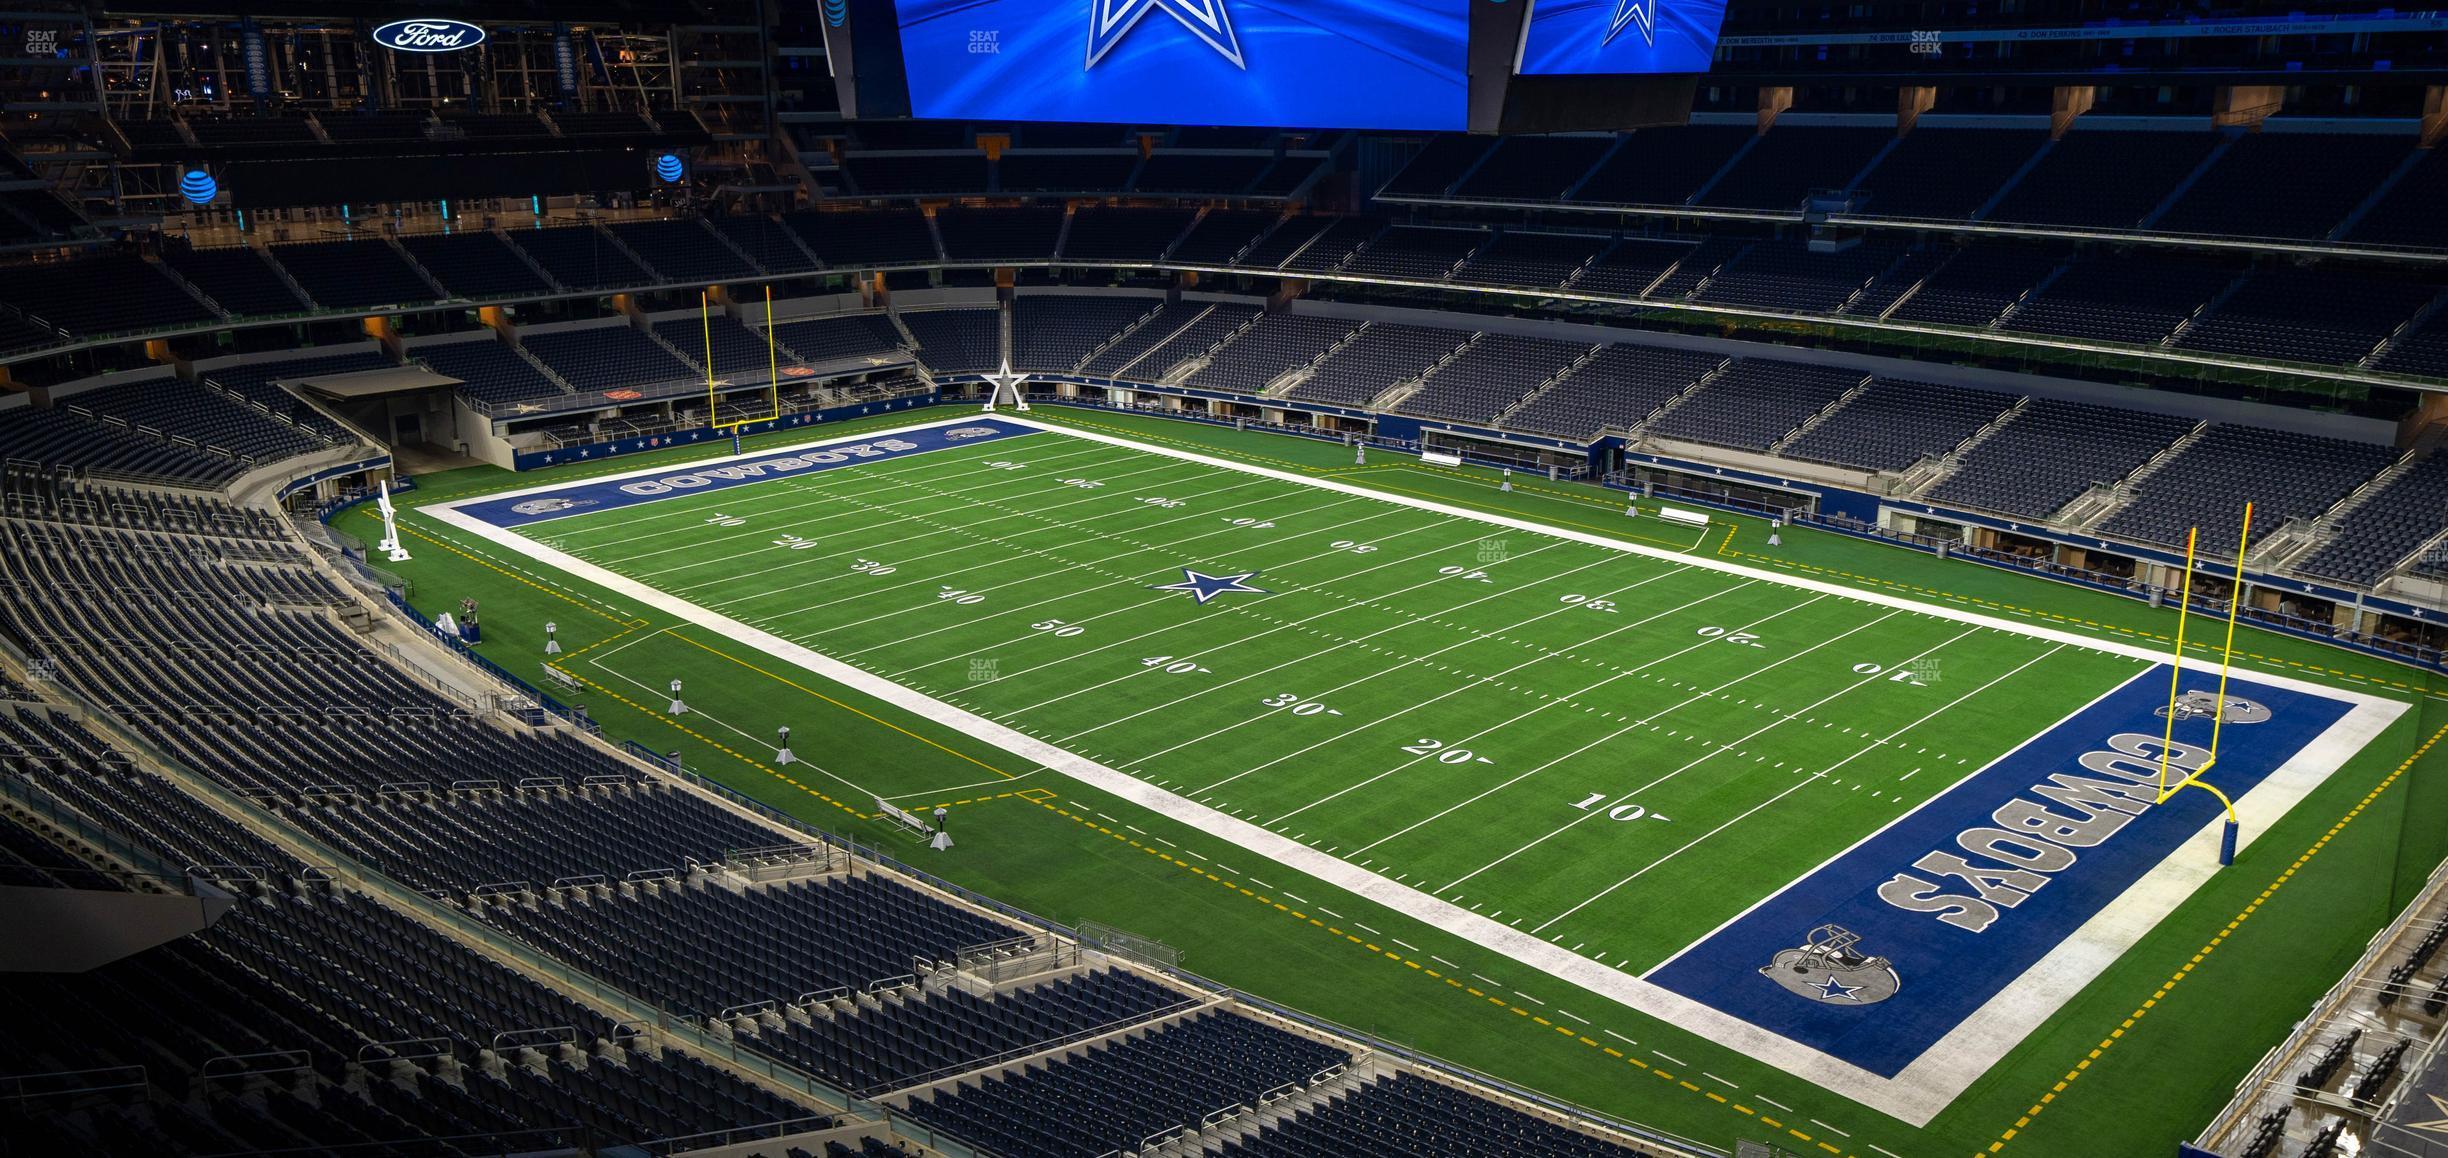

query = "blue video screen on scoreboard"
[894, 0, 1469, 130]
[1517, 0, 1727, 76]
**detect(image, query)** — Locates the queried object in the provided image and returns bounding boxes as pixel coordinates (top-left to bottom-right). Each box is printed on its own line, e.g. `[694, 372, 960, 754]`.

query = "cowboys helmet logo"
[944, 426, 1003, 440]
[2155, 691, 2272, 726]
[1763, 925, 1900, 1006]
[510, 497, 595, 516]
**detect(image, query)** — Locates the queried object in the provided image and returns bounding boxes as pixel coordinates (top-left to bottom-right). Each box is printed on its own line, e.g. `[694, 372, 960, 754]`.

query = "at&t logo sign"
[372, 19, 487, 53]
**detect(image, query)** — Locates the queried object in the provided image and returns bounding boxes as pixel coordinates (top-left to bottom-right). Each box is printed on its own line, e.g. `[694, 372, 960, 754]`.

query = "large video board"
[1516, 0, 1726, 76]
[894, 0, 1469, 130]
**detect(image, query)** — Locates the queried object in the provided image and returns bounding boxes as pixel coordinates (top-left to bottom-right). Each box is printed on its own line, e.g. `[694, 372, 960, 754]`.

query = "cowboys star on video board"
[1516, 0, 1727, 75]
[893, 0, 1469, 130]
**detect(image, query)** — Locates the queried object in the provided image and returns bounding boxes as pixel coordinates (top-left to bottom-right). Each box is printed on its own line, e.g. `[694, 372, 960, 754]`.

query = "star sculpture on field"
[1088, 0, 1245, 70]
[1152, 568, 1267, 605]
[980, 359, 1031, 412]
[1606, 0, 1659, 47]
[1811, 976, 1865, 1002]
[2410, 1094, 2448, 1135]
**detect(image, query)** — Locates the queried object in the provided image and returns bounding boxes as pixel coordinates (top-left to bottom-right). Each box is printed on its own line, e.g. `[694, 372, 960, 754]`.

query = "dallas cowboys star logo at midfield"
[1087, 0, 1245, 69]
[1151, 568, 1267, 604]
[1605, 0, 1659, 47]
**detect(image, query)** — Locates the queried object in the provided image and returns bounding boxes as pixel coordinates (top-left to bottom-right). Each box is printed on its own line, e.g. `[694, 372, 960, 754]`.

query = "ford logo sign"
[372, 19, 486, 53]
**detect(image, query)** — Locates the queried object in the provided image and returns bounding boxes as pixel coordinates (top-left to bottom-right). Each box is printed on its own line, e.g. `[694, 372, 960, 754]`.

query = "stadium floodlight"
[376, 480, 410, 563]
[775, 725, 795, 766]
[980, 360, 1031, 413]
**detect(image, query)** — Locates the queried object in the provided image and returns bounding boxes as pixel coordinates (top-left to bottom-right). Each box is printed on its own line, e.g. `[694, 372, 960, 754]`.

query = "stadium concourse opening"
[1, 3, 2447, 1157]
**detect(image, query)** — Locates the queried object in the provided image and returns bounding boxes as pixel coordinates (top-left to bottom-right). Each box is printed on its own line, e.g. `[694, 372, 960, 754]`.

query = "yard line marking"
[1654, 1050, 1689, 1067]
[1705, 1072, 1740, 1088]
[895, 505, 1455, 686]
[1445, 624, 1979, 893]
[1140, 555, 1678, 774]
[1175, 563, 1733, 788]
[962, 516, 1489, 698]
[1757, 1096, 1792, 1112]
[1265, 584, 1808, 824]
[652, 455, 1252, 590]
[1810, 1119, 1848, 1136]
[741, 467, 1302, 629]
[825, 486, 1371, 657]
[610, 440, 1125, 568]
[1157, 566, 1716, 783]
[564, 435, 1098, 551]
[636, 453, 1213, 604]
[1346, 602, 1893, 853]
[1361, 609, 1889, 851]
[1530, 640, 2061, 935]
[606, 440, 1143, 569]
[1006, 531, 1573, 723]
[860, 496, 1425, 671]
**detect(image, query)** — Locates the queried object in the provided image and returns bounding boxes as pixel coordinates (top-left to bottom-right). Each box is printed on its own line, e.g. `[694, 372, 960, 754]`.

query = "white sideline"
[424, 413, 2409, 1125]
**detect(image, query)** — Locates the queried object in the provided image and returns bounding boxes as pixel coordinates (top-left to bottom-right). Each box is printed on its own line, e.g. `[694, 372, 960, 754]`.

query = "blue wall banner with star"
[895, 0, 1468, 129]
[1517, 0, 1728, 76]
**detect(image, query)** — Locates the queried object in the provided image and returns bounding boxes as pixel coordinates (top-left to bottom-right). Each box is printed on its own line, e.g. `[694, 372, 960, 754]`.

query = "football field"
[427, 414, 2402, 1125]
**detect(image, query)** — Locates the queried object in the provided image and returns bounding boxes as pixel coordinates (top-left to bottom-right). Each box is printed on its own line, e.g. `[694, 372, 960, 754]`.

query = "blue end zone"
[1646, 667, 2352, 1078]
[456, 418, 1042, 530]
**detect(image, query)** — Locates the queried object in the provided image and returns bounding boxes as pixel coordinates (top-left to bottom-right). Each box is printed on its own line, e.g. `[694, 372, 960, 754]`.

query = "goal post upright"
[765, 285, 780, 426]
[706, 287, 784, 436]
[2154, 526, 2202, 801]
[2153, 503, 2257, 865]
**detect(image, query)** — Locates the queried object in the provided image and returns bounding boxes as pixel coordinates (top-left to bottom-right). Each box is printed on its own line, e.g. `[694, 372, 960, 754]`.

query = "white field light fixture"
[980, 359, 1031, 412]
[376, 480, 411, 563]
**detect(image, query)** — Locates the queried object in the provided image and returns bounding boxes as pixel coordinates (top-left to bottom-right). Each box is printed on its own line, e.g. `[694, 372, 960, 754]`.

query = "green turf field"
[378, 406, 2448, 1158]
[474, 418, 2149, 967]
